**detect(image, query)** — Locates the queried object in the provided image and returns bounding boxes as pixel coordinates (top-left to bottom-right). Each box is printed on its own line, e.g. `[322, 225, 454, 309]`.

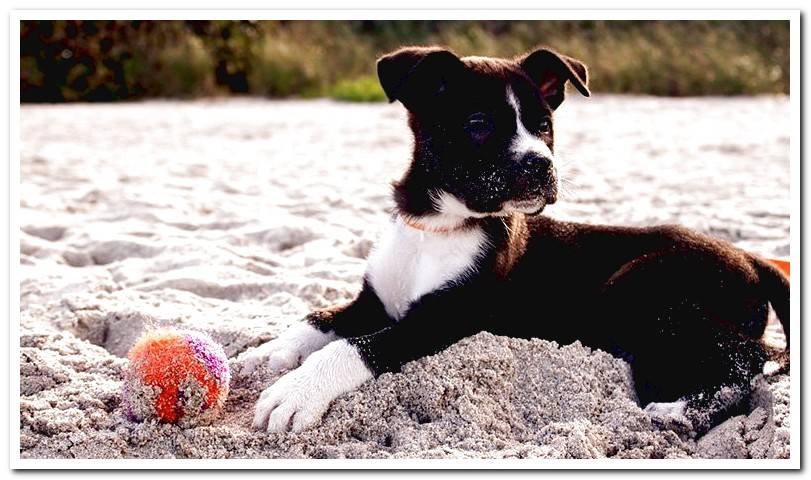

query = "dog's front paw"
[252, 340, 373, 433]
[238, 341, 277, 376]
[644, 400, 687, 418]
[239, 340, 299, 376]
[644, 400, 693, 434]
[239, 322, 336, 376]
[252, 367, 325, 432]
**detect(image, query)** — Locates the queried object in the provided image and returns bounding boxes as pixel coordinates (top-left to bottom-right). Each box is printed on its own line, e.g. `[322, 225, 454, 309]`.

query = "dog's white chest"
[365, 218, 486, 320]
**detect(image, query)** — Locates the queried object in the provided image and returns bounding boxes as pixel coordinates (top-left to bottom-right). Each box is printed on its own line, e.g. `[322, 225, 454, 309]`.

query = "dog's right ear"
[519, 48, 590, 110]
[377, 47, 464, 111]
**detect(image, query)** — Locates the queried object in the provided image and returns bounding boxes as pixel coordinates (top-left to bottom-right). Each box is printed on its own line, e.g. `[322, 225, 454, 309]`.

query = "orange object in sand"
[768, 257, 790, 278]
[123, 329, 230, 425]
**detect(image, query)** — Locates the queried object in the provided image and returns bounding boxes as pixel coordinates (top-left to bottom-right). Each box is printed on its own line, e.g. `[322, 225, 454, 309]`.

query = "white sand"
[19, 96, 790, 459]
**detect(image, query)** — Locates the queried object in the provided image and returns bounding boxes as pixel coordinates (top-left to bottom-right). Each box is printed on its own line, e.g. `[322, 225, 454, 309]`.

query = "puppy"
[247, 46, 790, 435]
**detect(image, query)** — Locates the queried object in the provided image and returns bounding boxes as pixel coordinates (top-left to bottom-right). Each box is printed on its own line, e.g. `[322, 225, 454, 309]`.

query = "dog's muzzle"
[512, 152, 558, 206]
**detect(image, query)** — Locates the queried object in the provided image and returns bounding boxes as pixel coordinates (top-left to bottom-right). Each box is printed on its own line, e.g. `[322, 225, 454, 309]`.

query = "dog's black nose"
[518, 152, 552, 171]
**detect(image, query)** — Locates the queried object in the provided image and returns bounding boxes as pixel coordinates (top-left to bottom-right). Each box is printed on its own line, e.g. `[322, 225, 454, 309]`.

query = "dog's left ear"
[519, 48, 590, 109]
[377, 46, 464, 111]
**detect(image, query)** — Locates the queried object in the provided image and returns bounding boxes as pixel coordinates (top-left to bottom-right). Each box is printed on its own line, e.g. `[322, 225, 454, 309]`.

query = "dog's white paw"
[763, 360, 780, 376]
[252, 339, 373, 433]
[266, 349, 301, 371]
[239, 341, 277, 375]
[644, 400, 693, 434]
[644, 400, 687, 418]
[252, 368, 324, 432]
[239, 322, 336, 376]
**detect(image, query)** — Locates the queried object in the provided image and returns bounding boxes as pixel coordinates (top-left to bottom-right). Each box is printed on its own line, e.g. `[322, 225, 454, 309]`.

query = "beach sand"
[19, 96, 790, 459]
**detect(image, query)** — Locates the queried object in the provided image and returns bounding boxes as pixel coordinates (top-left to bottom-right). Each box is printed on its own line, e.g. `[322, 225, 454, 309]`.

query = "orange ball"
[122, 328, 230, 426]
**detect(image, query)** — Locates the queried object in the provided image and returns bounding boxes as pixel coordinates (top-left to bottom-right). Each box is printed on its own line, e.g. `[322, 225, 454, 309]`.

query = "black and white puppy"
[247, 46, 790, 435]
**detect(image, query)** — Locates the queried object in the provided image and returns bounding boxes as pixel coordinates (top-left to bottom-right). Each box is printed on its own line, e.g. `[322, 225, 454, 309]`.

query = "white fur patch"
[507, 87, 554, 159]
[435, 186, 544, 218]
[432, 190, 490, 220]
[644, 400, 688, 417]
[253, 339, 373, 432]
[763, 360, 780, 376]
[366, 214, 486, 319]
[240, 322, 337, 375]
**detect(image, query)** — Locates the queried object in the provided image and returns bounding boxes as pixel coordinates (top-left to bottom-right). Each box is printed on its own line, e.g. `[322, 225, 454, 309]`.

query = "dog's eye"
[464, 113, 493, 142]
[466, 113, 490, 130]
[539, 118, 552, 134]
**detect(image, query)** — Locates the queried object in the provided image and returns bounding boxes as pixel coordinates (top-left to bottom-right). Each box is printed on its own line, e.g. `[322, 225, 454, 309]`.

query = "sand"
[18, 96, 790, 460]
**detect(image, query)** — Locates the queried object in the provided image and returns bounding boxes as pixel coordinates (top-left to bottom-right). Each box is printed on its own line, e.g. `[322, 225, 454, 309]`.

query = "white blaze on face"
[506, 86, 553, 159]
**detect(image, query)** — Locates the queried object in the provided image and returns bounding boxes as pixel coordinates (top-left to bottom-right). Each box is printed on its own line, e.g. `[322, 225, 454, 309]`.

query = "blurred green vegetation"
[330, 76, 388, 102]
[20, 20, 789, 102]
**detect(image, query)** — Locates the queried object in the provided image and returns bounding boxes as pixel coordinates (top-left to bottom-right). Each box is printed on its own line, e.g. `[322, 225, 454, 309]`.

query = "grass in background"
[329, 76, 387, 102]
[20, 20, 789, 102]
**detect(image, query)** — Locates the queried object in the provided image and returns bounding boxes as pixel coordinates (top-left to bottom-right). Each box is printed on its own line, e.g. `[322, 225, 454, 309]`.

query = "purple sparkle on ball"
[185, 331, 230, 383]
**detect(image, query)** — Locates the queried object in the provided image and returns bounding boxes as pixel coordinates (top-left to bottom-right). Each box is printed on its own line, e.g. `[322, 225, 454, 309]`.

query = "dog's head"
[378, 46, 589, 220]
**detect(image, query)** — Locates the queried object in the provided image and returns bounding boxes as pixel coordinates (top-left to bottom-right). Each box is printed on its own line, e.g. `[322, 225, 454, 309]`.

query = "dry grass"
[20, 20, 789, 102]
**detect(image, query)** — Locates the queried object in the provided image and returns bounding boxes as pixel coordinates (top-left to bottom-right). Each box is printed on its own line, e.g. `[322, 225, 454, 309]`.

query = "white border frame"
[9, 9, 801, 470]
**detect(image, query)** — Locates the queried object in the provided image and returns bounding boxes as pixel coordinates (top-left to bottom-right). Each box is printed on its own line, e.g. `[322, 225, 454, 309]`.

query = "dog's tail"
[750, 254, 790, 372]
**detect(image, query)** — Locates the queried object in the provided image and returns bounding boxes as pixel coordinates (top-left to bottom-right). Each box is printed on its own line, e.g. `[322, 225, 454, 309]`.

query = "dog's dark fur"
[260, 46, 790, 435]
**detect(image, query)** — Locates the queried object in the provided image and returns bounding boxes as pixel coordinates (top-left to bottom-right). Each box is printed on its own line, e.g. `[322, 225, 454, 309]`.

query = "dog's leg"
[637, 331, 768, 437]
[599, 252, 771, 436]
[253, 288, 487, 432]
[643, 378, 758, 438]
[252, 337, 375, 432]
[239, 320, 336, 375]
[240, 281, 393, 375]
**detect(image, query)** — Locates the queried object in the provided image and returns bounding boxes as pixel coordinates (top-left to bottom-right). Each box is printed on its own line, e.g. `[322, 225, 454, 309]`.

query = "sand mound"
[20, 328, 789, 459]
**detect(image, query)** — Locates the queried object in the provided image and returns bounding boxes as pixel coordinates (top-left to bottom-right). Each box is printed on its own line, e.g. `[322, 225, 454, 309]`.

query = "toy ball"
[122, 328, 230, 426]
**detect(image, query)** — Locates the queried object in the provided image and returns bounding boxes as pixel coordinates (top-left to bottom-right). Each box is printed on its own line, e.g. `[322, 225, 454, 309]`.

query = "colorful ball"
[122, 328, 230, 426]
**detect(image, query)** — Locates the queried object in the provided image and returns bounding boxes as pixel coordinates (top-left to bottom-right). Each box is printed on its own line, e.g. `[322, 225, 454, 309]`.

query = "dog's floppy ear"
[377, 46, 464, 110]
[519, 48, 590, 110]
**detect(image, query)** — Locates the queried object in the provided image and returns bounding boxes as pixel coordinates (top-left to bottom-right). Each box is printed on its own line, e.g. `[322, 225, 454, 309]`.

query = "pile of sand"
[19, 325, 789, 459]
[19, 97, 791, 460]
